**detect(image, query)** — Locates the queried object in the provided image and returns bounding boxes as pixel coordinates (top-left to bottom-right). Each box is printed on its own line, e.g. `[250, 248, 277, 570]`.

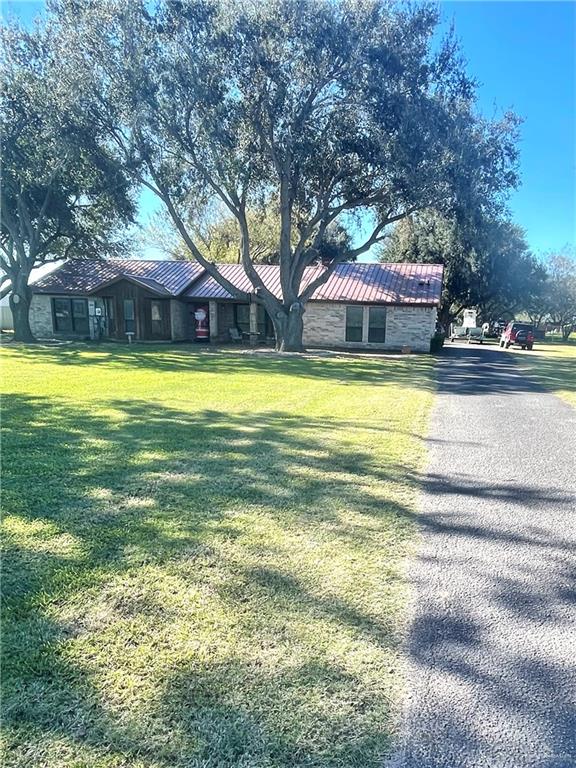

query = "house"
[0, 293, 12, 331]
[1, 262, 61, 331]
[29, 259, 443, 352]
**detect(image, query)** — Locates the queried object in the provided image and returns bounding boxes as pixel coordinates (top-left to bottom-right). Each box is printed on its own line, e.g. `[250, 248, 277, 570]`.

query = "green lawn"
[514, 338, 576, 407]
[1, 344, 435, 768]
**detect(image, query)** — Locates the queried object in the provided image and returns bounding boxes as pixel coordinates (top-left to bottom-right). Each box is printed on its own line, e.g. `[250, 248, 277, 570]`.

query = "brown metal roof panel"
[32, 259, 205, 296]
[34, 260, 443, 304]
[32, 260, 122, 293]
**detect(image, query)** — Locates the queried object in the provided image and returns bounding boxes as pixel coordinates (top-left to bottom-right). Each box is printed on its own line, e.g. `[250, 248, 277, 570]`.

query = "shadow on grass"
[2, 393, 419, 767]
[4, 387, 575, 766]
[516, 354, 576, 400]
[3, 341, 436, 388]
[436, 345, 575, 399]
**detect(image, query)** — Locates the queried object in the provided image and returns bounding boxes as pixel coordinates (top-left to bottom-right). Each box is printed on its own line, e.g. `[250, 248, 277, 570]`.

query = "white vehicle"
[462, 309, 477, 329]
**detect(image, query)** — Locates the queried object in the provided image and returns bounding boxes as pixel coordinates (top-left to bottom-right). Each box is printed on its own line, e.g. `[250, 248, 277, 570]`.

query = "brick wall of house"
[30, 295, 53, 338]
[303, 301, 436, 352]
[30, 294, 437, 350]
[385, 306, 437, 351]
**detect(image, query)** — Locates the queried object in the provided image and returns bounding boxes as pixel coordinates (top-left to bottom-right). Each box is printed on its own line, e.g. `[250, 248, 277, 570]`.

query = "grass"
[513, 336, 576, 408]
[1, 344, 436, 768]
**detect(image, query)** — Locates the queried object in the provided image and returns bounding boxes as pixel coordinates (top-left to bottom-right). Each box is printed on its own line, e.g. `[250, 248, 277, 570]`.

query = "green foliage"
[542, 251, 576, 339]
[145, 200, 354, 265]
[0, 19, 135, 339]
[429, 332, 445, 354]
[381, 210, 544, 323]
[53, 0, 520, 348]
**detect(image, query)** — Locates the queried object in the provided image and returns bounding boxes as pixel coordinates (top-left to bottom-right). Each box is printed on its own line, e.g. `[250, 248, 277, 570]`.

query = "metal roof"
[32, 259, 121, 294]
[32, 259, 205, 297]
[185, 262, 443, 305]
[184, 264, 308, 301]
[32, 259, 443, 306]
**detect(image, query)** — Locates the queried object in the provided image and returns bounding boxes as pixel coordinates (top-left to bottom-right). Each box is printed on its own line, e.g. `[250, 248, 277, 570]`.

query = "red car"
[499, 322, 535, 350]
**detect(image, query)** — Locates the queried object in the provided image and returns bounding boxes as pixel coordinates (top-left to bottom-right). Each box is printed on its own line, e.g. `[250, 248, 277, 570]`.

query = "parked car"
[499, 322, 535, 350]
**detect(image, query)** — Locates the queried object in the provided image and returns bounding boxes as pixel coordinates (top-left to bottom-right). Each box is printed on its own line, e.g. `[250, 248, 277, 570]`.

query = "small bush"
[430, 332, 445, 354]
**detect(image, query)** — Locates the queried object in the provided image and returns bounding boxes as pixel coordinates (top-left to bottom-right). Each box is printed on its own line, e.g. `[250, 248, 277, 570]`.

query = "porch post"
[209, 301, 218, 344]
[249, 300, 258, 346]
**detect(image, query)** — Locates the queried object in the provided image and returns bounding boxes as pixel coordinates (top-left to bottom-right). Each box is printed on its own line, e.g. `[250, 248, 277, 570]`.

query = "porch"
[203, 300, 275, 346]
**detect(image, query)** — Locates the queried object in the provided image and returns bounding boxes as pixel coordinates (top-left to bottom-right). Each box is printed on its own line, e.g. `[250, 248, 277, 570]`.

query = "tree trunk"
[271, 302, 305, 352]
[9, 275, 35, 343]
[438, 304, 454, 334]
[562, 323, 573, 341]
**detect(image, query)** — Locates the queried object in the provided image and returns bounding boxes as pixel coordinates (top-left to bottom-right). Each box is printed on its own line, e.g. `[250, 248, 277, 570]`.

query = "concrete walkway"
[389, 345, 576, 768]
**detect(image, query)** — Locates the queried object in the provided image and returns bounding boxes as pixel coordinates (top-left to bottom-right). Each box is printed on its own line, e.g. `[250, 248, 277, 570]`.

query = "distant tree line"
[381, 211, 576, 338]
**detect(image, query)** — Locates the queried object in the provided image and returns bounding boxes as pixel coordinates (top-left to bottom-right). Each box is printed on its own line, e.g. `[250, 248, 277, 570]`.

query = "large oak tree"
[58, 0, 520, 350]
[144, 198, 353, 265]
[0, 20, 135, 341]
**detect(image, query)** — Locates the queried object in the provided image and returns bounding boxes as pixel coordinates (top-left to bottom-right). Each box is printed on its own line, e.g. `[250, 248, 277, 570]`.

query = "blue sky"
[4, 0, 575, 260]
[441, 1, 575, 258]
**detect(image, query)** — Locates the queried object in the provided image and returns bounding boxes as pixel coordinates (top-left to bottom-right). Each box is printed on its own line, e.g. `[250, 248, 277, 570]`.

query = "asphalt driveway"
[388, 345, 576, 768]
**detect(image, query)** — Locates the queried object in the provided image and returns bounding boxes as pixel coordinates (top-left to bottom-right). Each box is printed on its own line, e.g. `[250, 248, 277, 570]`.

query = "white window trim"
[344, 305, 388, 345]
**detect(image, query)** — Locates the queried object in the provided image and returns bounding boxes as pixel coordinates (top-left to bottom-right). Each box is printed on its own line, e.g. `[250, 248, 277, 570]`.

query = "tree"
[381, 210, 545, 327]
[143, 198, 353, 265]
[545, 252, 576, 340]
[57, 0, 520, 350]
[0, 20, 135, 342]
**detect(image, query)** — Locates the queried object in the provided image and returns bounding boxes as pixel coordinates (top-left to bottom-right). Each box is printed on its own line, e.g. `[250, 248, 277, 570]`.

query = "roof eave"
[89, 274, 171, 297]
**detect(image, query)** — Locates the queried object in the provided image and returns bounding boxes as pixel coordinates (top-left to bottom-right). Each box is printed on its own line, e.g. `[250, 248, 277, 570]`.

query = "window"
[150, 300, 169, 338]
[123, 299, 135, 334]
[368, 307, 386, 343]
[345, 306, 363, 342]
[72, 299, 89, 335]
[104, 298, 115, 335]
[53, 298, 72, 332]
[52, 298, 89, 334]
[234, 304, 250, 335]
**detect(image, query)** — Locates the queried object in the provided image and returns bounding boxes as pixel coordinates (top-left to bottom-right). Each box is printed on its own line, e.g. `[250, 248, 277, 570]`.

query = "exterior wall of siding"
[303, 301, 436, 352]
[93, 280, 155, 340]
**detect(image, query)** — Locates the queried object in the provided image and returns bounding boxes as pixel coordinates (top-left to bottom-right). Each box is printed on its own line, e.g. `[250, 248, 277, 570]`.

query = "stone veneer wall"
[170, 299, 188, 341]
[302, 301, 436, 352]
[30, 294, 108, 340]
[30, 295, 54, 338]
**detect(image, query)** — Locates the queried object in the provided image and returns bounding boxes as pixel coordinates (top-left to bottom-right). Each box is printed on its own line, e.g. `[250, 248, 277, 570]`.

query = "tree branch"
[141, 167, 250, 302]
